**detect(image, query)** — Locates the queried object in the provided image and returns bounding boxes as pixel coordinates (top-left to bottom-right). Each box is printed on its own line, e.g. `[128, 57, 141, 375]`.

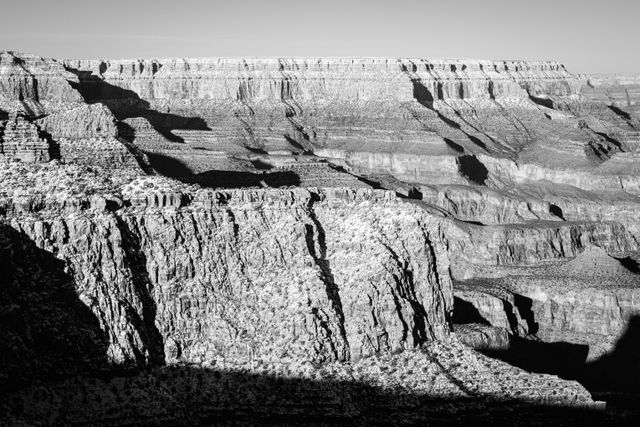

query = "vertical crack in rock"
[424, 236, 452, 334]
[115, 216, 165, 366]
[377, 240, 431, 345]
[305, 193, 350, 361]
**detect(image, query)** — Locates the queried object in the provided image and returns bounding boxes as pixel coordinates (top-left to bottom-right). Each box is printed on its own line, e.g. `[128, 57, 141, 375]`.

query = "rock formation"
[2, 51, 640, 424]
[0, 112, 52, 162]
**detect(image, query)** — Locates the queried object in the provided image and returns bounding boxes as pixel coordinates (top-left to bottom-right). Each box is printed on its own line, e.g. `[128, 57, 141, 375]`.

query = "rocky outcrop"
[58, 56, 599, 179]
[0, 113, 51, 162]
[446, 219, 638, 280]
[420, 184, 560, 224]
[1, 166, 452, 371]
[582, 75, 640, 121]
[10, 51, 640, 420]
[36, 103, 118, 139]
[0, 51, 82, 105]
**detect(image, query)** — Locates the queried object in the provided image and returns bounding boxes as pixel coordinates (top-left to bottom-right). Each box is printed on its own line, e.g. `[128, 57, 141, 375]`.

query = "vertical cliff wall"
[2, 183, 452, 377]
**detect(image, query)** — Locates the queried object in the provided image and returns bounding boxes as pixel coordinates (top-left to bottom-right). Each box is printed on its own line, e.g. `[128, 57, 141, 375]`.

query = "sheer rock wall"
[3, 185, 452, 372]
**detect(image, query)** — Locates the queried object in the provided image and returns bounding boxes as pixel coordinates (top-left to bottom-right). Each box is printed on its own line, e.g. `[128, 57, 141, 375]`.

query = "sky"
[1, 0, 639, 74]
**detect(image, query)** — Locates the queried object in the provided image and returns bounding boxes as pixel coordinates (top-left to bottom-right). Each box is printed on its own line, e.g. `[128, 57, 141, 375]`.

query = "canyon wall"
[6, 51, 640, 421]
[1, 168, 453, 386]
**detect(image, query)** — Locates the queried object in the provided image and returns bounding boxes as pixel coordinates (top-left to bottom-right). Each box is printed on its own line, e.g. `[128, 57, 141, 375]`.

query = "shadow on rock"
[452, 297, 492, 326]
[141, 151, 301, 189]
[0, 363, 621, 426]
[483, 337, 589, 381]
[457, 155, 489, 185]
[0, 224, 109, 392]
[145, 151, 194, 179]
[64, 67, 210, 143]
[608, 105, 632, 121]
[584, 316, 640, 394]
[477, 315, 640, 413]
[0, 224, 632, 425]
[194, 169, 301, 189]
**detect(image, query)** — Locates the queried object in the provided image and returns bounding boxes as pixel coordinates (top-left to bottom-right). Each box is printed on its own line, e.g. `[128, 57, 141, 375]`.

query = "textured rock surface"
[36, 103, 117, 139]
[0, 113, 51, 162]
[0, 160, 452, 372]
[0, 51, 82, 105]
[7, 50, 640, 422]
[456, 246, 640, 357]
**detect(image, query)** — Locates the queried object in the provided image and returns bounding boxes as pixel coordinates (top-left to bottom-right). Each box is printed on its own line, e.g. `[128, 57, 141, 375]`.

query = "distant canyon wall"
[63, 57, 579, 104]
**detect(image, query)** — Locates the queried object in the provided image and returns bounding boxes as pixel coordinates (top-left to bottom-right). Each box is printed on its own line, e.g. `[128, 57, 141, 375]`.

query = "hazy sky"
[2, 0, 638, 74]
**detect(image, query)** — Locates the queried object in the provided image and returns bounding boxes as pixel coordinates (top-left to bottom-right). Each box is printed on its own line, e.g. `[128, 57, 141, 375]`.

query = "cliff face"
[2, 167, 452, 374]
[0, 51, 82, 104]
[0, 113, 52, 162]
[63, 57, 578, 103]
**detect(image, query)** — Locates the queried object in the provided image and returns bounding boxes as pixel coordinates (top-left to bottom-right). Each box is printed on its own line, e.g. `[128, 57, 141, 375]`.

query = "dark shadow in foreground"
[1, 363, 627, 426]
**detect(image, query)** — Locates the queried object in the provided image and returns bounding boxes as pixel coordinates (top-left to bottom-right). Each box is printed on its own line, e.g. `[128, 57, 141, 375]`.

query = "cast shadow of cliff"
[457, 154, 488, 185]
[144, 152, 300, 189]
[479, 315, 640, 410]
[2, 360, 617, 425]
[482, 337, 590, 381]
[404, 70, 488, 150]
[608, 105, 632, 121]
[194, 169, 301, 189]
[452, 297, 492, 326]
[0, 224, 110, 392]
[583, 316, 640, 395]
[64, 67, 210, 143]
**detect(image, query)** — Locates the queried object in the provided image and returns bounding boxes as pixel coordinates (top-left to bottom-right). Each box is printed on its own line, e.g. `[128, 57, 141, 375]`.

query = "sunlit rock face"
[4, 185, 452, 368]
[6, 51, 640, 423]
[0, 113, 51, 162]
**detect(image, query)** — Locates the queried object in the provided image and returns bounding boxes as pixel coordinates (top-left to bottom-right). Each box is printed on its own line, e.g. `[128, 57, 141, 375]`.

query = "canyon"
[1, 50, 640, 424]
